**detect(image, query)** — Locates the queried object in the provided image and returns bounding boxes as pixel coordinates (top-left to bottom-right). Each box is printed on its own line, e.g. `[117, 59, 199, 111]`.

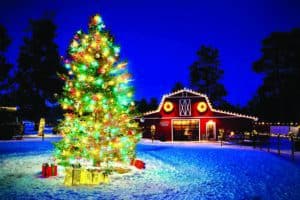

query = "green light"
[91, 61, 98, 68]
[80, 64, 87, 71]
[95, 78, 103, 86]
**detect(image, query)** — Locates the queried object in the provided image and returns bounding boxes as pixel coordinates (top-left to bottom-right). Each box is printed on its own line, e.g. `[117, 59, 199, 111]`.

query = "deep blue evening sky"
[1, 0, 300, 106]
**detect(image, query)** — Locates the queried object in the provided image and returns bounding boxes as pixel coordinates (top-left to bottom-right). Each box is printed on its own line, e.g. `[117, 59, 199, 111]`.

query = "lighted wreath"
[197, 101, 207, 113]
[163, 101, 174, 112]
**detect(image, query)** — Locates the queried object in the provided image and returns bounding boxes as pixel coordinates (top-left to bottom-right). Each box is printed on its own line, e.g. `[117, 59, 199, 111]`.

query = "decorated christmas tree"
[54, 14, 141, 170]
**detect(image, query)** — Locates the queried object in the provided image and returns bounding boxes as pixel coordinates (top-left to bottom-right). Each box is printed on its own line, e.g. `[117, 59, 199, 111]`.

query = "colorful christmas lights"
[54, 14, 141, 171]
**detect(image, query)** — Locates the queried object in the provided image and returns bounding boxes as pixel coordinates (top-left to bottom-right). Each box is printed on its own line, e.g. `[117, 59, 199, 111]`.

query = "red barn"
[140, 89, 258, 141]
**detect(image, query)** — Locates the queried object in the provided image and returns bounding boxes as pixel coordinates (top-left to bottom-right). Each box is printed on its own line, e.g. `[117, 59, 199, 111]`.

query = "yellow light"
[163, 101, 174, 112]
[103, 48, 109, 57]
[108, 57, 115, 63]
[87, 76, 94, 82]
[75, 91, 81, 97]
[117, 63, 127, 69]
[84, 55, 94, 63]
[127, 92, 133, 97]
[96, 94, 102, 99]
[83, 138, 88, 144]
[108, 80, 114, 86]
[207, 120, 214, 125]
[0, 106, 17, 111]
[91, 41, 97, 48]
[95, 123, 100, 129]
[197, 101, 207, 113]
[71, 40, 79, 48]
[78, 75, 86, 81]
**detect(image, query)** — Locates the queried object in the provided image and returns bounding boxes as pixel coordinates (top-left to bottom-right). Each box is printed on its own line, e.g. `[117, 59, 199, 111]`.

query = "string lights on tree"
[54, 14, 141, 171]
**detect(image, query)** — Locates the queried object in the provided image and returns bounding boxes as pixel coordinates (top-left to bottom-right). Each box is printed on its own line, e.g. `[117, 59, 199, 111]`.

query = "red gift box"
[42, 163, 49, 177]
[131, 159, 145, 169]
[42, 163, 58, 178]
[47, 166, 52, 177]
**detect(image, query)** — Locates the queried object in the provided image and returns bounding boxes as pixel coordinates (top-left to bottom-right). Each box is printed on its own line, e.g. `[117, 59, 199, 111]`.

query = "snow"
[1, 138, 300, 199]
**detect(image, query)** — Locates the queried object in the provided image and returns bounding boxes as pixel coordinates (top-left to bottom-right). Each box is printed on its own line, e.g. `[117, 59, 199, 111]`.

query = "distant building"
[139, 89, 258, 141]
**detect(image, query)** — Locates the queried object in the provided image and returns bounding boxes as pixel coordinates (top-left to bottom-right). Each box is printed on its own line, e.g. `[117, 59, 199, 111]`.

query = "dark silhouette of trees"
[0, 24, 14, 105]
[172, 82, 184, 92]
[136, 97, 159, 113]
[148, 97, 158, 111]
[16, 18, 65, 121]
[136, 98, 148, 113]
[189, 45, 227, 108]
[248, 29, 300, 121]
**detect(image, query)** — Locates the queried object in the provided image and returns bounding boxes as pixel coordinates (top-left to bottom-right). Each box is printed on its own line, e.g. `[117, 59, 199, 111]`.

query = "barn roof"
[143, 88, 258, 121]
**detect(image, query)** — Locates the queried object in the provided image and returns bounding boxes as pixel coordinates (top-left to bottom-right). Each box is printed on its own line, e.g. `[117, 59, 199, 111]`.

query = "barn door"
[206, 121, 216, 140]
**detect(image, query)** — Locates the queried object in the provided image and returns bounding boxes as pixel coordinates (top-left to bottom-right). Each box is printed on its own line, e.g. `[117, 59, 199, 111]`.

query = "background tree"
[136, 98, 148, 113]
[136, 97, 158, 113]
[148, 97, 158, 111]
[0, 24, 14, 105]
[189, 45, 227, 108]
[16, 18, 65, 121]
[171, 81, 184, 92]
[54, 14, 140, 168]
[249, 29, 300, 121]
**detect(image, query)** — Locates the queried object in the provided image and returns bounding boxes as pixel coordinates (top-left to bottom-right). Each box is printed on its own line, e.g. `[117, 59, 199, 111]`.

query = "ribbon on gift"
[51, 164, 58, 176]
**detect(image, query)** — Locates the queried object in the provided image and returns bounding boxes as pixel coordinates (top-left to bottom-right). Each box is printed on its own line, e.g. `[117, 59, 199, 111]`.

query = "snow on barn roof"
[143, 88, 258, 121]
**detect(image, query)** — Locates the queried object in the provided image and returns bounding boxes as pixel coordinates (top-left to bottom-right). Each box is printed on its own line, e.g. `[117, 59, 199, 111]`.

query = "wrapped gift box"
[80, 169, 93, 185]
[92, 170, 104, 185]
[42, 163, 58, 178]
[72, 168, 81, 185]
[63, 168, 110, 186]
[64, 167, 73, 186]
[42, 163, 49, 178]
[131, 159, 145, 169]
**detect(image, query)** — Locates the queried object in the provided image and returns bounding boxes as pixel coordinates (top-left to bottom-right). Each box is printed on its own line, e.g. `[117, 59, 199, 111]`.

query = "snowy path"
[1, 139, 300, 199]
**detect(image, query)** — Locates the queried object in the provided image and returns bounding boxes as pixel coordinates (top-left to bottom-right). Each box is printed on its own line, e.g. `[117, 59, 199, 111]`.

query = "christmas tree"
[54, 14, 141, 169]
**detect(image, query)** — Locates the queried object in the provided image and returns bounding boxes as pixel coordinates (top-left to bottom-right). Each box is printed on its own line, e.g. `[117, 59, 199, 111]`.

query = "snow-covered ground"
[1, 138, 300, 200]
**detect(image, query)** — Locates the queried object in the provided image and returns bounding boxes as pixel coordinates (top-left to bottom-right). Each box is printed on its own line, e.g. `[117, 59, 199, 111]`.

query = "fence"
[219, 133, 300, 161]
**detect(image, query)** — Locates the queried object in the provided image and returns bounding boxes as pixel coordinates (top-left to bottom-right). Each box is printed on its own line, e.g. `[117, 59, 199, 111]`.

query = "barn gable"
[143, 88, 258, 121]
[140, 88, 257, 142]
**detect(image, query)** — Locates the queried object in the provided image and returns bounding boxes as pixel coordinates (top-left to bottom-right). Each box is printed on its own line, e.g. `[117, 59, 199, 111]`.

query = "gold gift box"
[64, 168, 110, 186]
[80, 169, 93, 185]
[63, 168, 73, 186]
